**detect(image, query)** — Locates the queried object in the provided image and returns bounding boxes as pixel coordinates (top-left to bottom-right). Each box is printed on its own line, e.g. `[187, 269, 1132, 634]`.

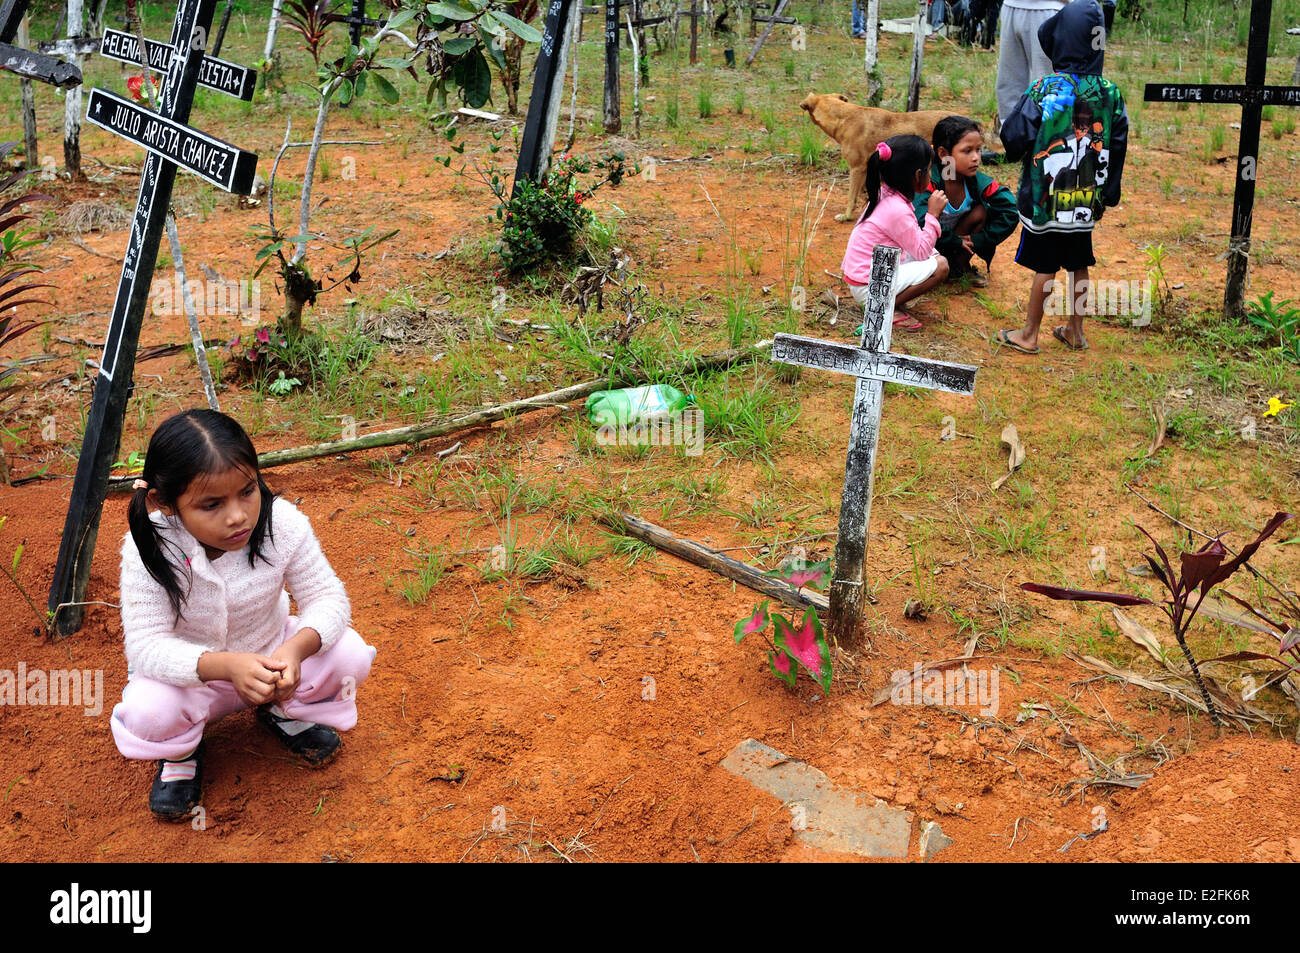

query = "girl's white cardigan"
[119, 497, 352, 687]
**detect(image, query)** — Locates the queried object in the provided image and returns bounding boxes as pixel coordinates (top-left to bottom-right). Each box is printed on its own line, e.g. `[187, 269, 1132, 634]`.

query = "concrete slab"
[721, 738, 912, 858]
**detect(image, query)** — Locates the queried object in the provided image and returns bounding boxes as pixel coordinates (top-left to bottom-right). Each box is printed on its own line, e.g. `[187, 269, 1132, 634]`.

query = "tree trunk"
[265, 0, 284, 61]
[18, 16, 38, 170]
[907, 0, 925, 111]
[63, 0, 84, 181]
[864, 0, 882, 105]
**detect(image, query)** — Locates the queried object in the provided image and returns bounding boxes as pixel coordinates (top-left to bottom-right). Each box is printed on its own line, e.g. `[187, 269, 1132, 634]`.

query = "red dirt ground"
[3, 29, 1300, 861]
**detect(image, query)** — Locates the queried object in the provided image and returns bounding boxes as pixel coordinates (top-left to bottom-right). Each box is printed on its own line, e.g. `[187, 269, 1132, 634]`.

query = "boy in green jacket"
[996, 0, 1128, 353]
[911, 115, 1020, 288]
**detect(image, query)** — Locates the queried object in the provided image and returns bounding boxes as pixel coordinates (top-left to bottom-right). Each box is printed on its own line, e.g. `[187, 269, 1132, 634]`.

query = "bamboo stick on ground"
[602, 513, 830, 613]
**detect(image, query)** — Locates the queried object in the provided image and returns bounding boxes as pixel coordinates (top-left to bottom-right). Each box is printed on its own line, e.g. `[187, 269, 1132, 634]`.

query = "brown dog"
[800, 93, 954, 223]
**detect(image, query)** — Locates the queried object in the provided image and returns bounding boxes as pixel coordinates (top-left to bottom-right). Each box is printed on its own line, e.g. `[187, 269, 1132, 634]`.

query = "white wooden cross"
[771, 245, 978, 648]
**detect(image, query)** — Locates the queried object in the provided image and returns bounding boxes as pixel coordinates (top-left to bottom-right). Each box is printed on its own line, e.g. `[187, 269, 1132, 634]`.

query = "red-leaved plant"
[1022, 512, 1295, 729]
[734, 559, 833, 694]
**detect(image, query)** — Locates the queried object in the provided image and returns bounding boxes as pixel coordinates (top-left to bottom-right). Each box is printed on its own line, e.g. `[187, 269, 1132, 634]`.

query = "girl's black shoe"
[256, 705, 341, 766]
[149, 742, 204, 821]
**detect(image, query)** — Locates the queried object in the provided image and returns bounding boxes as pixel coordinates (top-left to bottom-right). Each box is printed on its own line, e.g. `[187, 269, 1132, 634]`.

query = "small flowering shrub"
[492, 153, 630, 275]
[733, 559, 834, 694]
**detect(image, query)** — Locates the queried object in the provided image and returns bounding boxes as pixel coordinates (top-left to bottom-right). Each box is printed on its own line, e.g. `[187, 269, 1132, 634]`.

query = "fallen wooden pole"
[603, 512, 830, 612]
[102, 339, 774, 491]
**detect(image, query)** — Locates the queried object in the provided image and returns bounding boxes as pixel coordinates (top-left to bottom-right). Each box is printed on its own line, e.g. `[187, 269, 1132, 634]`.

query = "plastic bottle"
[585, 384, 693, 427]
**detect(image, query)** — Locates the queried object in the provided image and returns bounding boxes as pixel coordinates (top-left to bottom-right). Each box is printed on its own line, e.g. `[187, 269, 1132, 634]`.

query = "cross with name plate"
[1144, 0, 1300, 320]
[771, 246, 978, 649]
[48, 0, 260, 635]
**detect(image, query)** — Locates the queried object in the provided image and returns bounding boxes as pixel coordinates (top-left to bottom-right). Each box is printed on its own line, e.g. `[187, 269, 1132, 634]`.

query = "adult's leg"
[995, 5, 1029, 125]
[1024, 7, 1057, 90]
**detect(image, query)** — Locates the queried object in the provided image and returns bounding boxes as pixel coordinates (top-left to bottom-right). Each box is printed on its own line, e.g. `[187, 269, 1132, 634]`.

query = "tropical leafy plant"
[1246, 291, 1300, 355]
[0, 142, 53, 485]
[1022, 512, 1295, 729]
[734, 559, 833, 694]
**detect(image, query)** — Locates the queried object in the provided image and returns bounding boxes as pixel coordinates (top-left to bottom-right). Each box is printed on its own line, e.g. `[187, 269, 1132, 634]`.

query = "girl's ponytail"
[858, 134, 935, 224]
[128, 480, 190, 622]
[861, 150, 884, 224]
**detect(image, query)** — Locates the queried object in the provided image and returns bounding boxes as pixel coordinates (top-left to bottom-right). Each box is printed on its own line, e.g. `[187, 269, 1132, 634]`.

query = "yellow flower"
[1264, 396, 1293, 418]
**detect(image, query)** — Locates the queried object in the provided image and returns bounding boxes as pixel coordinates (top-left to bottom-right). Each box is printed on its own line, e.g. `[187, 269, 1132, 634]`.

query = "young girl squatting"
[841, 135, 950, 332]
[111, 409, 376, 820]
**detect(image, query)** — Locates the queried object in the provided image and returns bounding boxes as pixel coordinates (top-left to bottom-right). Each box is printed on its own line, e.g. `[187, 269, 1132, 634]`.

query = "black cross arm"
[1144, 82, 1300, 107]
[322, 12, 386, 27]
[0, 41, 82, 86]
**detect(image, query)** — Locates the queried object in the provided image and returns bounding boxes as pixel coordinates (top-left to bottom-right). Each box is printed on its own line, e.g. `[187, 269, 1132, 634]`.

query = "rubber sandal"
[1052, 325, 1088, 350]
[892, 312, 924, 332]
[996, 329, 1038, 354]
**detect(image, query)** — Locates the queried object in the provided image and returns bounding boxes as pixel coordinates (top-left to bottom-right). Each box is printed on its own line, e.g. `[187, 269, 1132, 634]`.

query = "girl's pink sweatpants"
[111, 617, 376, 761]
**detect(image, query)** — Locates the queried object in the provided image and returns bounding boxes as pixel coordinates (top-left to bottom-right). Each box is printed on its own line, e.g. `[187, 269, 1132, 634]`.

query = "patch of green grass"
[396, 543, 449, 605]
[796, 125, 822, 166]
[976, 511, 1052, 559]
[691, 369, 800, 462]
[697, 81, 714, 118]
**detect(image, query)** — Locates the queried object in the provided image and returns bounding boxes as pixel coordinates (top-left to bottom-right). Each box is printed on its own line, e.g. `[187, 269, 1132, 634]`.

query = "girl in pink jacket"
[841, 134, 950, 331]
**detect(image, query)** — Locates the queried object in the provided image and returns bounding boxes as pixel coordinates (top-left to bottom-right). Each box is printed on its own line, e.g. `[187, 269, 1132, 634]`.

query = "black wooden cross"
[514, 0, 579, 191]
[604, 0, 620, 132]
[324, 0, 385, 47]
[1145, 0, 1300, 320]
[770, 246, 978, 649]
[678, 0, 704, 64]
[0, 0, 82, 87]
[48, 0, 260, 635]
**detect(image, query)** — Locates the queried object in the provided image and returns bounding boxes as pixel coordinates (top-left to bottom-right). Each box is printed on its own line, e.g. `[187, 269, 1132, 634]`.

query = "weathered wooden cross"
[603, 0, 621, 132]
[677, 0, 704, 65]
[48, 0, 260, 635]
[745, 0, 795, 65]
[770, 246, 978, 649]
[1145, 0, 1300, 320]
[0, 0, 82, 87]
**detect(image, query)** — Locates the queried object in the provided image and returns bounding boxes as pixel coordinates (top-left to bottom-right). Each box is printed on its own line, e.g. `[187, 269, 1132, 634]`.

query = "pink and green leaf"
[734, 600, 770, 644]
[767, 559, 831, 591]
[767, 649, 798, 688]
[774, 608, 833, 695]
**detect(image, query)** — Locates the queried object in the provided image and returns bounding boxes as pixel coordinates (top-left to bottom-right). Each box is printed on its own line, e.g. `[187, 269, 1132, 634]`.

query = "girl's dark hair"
[932, 115, 982, 156]
[128, 409, 276, 621]
[861, 134, 933, 224]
